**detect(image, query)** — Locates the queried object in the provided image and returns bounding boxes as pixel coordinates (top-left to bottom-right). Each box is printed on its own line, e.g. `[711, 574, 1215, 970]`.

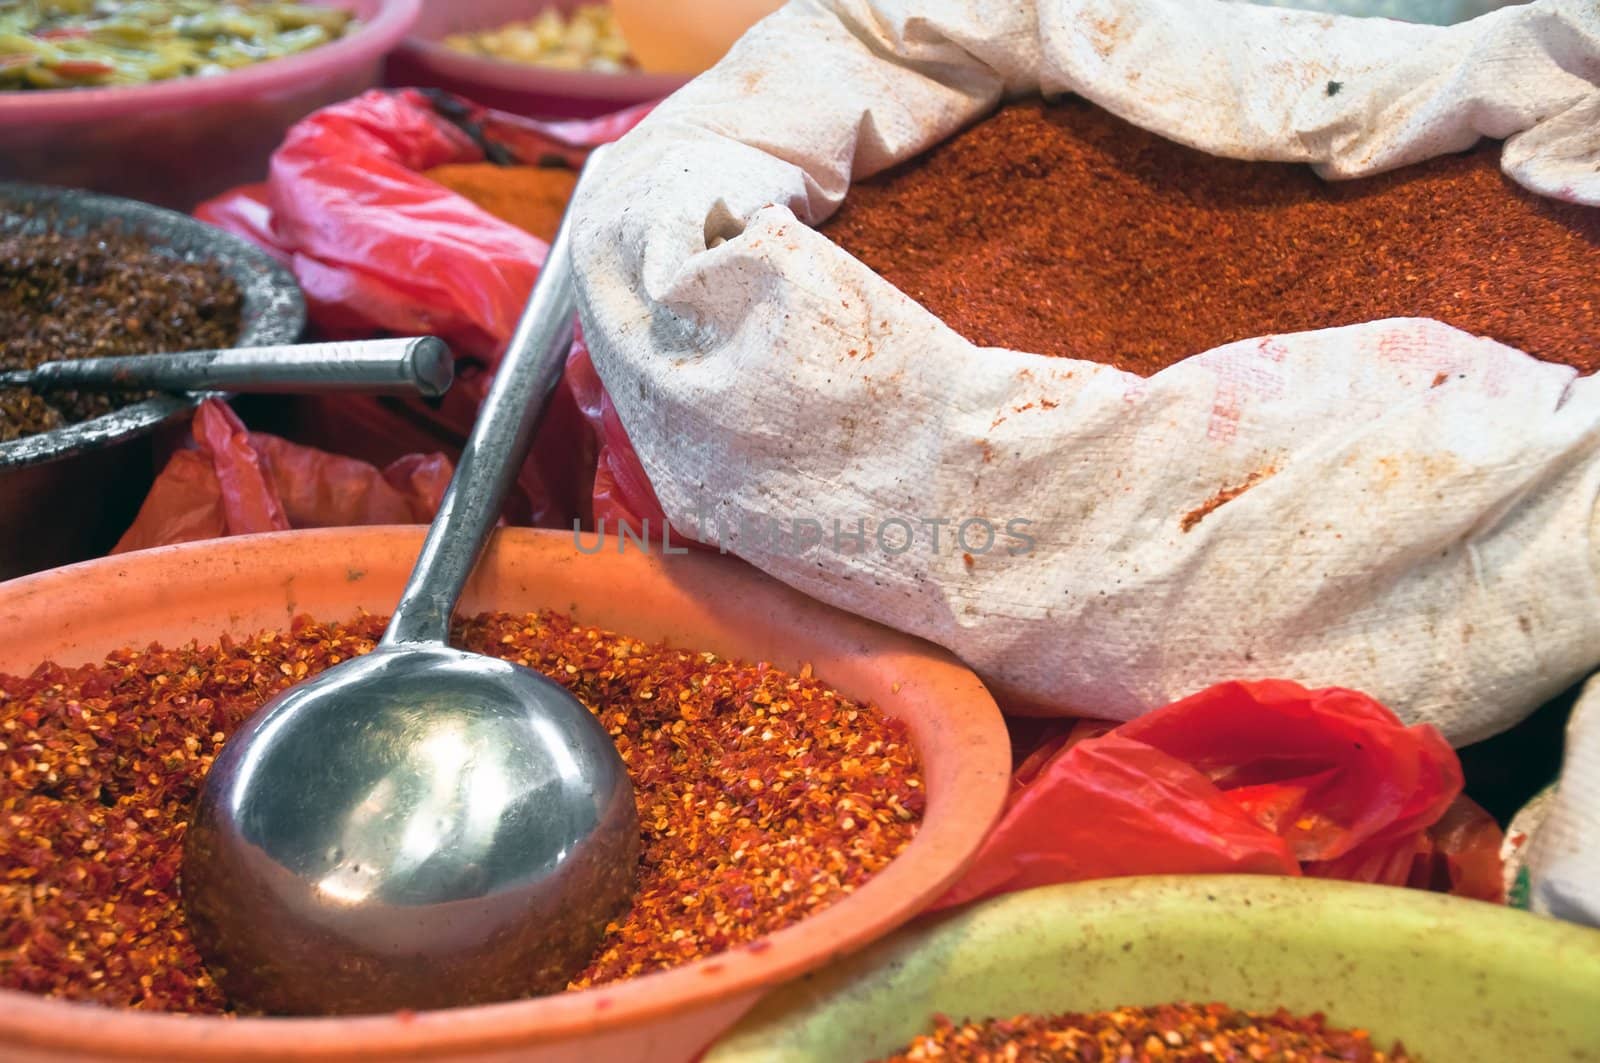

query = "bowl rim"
[0, 526, 1011, 1059]
[0, 0, 421, 125]
[0, 180, 305, 471]
[395, 33, 691, 100]
[703, 874, 1600, 1061]
[393, 0, 691, 103]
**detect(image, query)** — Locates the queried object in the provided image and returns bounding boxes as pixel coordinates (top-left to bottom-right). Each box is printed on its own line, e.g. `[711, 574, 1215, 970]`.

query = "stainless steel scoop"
[181, 156, 639, 1016]
[0, 336, 454, 397]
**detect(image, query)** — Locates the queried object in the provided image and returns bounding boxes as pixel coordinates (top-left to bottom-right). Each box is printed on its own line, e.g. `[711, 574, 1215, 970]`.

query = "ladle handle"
[7, 337, 454, 397]
[381, 158, 591, 647]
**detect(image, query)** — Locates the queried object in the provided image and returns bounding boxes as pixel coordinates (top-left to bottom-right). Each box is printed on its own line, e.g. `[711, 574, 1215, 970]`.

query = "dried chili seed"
[875, 1003, 1419, 1062]
[0, 610, 923, 1012]
[0, 222, 243, 442]
[824, 97, 1599, 376]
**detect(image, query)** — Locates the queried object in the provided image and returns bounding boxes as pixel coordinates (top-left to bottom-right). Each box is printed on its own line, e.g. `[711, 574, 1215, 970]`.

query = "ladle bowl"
[183, 644, 639, 1014]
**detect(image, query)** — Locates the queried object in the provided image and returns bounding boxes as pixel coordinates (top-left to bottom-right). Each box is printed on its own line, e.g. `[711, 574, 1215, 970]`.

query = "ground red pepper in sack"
[930, 680, 1491, 912]
[193, 90, 656, 529]
[0, 611, 921, 1011]
[112, 400, 451, 553]
[562, 96, 1600, 545]
[823, 97, 1600, 376]
[877, 1004, 1417, 1063]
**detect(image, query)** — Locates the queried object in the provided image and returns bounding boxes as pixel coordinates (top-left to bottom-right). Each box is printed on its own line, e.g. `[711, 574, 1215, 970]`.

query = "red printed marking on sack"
[1203, 342, 1290, 441]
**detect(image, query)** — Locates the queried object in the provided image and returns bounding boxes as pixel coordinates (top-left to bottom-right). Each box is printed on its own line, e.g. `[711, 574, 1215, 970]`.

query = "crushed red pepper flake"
[0, 611, 923, 1012]
[875, 1003, 1419, 1062]
[823, 97, 1599, 376]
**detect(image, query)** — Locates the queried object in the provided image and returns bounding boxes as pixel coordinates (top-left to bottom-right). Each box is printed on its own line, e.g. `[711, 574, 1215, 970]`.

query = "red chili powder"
[822, 97, 1598, 376]
[0, 611, 923, 1012]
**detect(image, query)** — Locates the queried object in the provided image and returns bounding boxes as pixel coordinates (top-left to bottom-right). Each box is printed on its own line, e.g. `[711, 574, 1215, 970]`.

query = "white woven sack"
[1527, 678, 1600, 927]
[571, 0, 1600, 744]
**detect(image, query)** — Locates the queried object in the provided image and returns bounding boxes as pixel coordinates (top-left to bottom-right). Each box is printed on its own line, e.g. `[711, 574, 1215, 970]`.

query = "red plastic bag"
[931, 679, 1493, 911]
[194, 89, 655, 528]
[567, 329, 700, 543]
[1406, 793, 1506, 902]
[567, 331, 672, 538]
[113, 401, 451, 554]
[197, 90, 653, 355]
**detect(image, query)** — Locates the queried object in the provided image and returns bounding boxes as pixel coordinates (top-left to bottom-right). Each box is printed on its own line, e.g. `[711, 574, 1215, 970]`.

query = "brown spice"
[875, 1003, 1418, 1062]
[823, 97, 1599, 375]
[424, 163, 578, 242]
[0, 610, 922, 1012]
[0, 224, 243, 442]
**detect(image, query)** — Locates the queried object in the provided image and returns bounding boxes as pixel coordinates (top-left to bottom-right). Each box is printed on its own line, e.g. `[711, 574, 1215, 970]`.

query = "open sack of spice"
[193, 89, 655, 528]
[930, 680, 1504, 911]
[113, 400, 452, 554]
[568, 0, 1600, 747]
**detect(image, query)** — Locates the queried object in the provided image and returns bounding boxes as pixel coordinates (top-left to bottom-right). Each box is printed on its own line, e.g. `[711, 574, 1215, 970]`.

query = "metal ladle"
[0, 336, 455, 397]
[181, 157, 640, 1016]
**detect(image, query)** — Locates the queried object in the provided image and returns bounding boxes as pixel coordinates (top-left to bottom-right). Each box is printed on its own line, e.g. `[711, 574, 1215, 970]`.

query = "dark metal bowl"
[0, 182, 305, 579]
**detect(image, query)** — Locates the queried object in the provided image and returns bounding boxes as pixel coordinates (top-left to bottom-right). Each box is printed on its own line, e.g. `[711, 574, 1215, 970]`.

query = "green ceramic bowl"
[705, 876, 1600, 1062]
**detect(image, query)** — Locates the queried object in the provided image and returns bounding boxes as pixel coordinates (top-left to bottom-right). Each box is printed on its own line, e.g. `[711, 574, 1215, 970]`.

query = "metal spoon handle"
[0, 337, 454, 397]
[381, 162, 588, 648]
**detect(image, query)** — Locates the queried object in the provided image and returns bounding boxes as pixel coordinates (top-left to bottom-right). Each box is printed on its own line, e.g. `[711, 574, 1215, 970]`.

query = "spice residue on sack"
[1181, 466, 1277, 532]
[0, 224, 243, 442]
[0, 611, 922, 1011]
[823, 98, 1599, 376]
[424, 163, 578, 243]
[874, 1003, 1419, 1062]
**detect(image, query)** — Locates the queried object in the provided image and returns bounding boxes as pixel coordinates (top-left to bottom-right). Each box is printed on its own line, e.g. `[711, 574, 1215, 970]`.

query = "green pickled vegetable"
[0, 1, 357, 89]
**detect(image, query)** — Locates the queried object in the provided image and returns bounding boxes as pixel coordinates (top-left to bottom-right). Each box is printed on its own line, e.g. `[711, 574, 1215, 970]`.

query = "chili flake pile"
[0, 222, 243, 442]
[823, 97, 1599, 376]
[0, 610, 923, 1011]
[875, 1004, 1418, 1062]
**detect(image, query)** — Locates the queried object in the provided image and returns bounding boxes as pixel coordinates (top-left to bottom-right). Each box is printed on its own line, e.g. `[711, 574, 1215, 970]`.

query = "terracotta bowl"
[705, 876, 1600, 1061]
[0, 527, 1010, 1062]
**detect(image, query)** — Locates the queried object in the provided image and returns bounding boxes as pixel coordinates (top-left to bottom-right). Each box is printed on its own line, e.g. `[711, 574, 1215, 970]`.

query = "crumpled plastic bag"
[569, 0, 1600, 746]
[194, 88, 654, 527]
[930, 680, 1502, 911]
[1409, 790, 1505, 902]
[199, 88, 653, 356]
[113, 400, 451, 553]
[567, 329, 695, 540]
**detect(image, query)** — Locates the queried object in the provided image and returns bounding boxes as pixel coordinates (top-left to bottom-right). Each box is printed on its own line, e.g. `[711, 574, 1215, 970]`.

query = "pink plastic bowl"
[385, 0, 688, 119]
[0, 0, 420, 211]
